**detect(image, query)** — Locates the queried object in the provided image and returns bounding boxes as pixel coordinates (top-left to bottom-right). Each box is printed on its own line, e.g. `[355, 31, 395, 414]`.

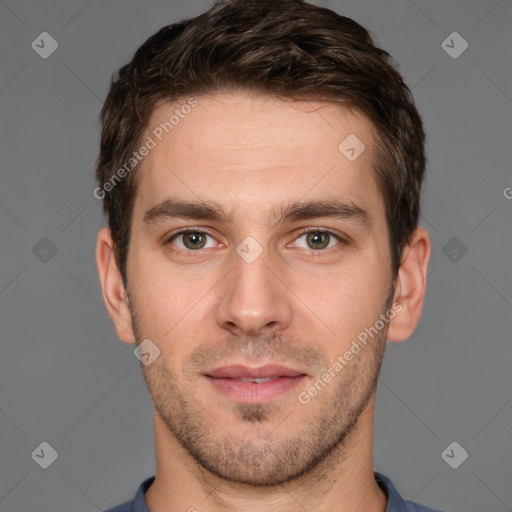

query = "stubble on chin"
[127, 287, 392, 487]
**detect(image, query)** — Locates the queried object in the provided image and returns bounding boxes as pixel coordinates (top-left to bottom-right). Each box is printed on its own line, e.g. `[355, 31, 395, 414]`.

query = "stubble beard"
[128, 290, 392, 487]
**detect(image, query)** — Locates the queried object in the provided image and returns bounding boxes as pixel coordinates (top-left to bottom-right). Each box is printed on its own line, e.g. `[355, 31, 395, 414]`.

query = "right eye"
[166, 229, 218, 251]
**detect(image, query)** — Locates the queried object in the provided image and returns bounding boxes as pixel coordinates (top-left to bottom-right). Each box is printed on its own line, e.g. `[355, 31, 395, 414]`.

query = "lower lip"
[205, 376, 306, 403]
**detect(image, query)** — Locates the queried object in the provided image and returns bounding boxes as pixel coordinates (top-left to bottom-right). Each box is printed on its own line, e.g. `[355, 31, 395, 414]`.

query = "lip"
[205, 364, 305, 379]
[204, 364, 307, 404]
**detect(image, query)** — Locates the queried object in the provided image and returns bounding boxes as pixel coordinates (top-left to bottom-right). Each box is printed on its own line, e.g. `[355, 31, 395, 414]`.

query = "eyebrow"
[143, 197, 372, 230]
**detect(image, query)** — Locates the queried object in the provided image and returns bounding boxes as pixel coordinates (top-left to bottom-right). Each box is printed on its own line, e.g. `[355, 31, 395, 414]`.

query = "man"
[95, 0, 442, 510]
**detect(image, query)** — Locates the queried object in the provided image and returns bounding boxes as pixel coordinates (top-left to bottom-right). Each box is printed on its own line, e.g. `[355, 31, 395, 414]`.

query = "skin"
[96, 91, 430, 512]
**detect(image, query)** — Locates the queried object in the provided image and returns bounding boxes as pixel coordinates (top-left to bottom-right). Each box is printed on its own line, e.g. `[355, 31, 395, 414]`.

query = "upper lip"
[205, 364, 306, 379]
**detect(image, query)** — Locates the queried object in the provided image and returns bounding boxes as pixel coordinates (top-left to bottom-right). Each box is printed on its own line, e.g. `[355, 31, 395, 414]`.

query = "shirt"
[103, 472, 444, 511]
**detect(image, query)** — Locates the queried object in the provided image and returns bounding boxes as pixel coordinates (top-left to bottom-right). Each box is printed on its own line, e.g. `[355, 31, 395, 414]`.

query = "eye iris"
[184, 232, 206, 249]
[307, 231, 329, 250]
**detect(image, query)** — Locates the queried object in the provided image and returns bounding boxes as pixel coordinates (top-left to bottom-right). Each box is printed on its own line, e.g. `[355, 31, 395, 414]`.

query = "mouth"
[204, 364, 308, 404]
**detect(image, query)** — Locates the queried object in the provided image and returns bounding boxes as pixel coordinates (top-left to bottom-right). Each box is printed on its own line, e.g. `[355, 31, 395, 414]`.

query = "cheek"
[291, 260, 389, 347]
[144, 280, 193, 329]
[133, 263, 213, 348]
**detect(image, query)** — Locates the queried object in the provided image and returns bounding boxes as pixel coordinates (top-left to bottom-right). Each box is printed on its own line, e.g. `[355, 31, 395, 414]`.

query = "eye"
[166, 229, 217, 251]
[294, 229, 342, 251]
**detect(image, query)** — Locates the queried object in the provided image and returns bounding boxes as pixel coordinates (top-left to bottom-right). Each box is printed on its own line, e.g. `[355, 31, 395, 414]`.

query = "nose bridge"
[215, 238, 292, 336]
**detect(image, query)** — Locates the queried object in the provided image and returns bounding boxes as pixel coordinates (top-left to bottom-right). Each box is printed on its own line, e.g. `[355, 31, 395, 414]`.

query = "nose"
[215, 244, 293, 337]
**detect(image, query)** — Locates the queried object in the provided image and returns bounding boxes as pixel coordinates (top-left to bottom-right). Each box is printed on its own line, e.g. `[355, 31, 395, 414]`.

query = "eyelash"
[164, 227, 346, 256]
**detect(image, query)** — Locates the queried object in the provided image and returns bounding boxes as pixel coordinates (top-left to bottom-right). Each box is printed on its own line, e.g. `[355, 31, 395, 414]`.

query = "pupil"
[308, 231, 328, 250]
[186, 233, 204, 249]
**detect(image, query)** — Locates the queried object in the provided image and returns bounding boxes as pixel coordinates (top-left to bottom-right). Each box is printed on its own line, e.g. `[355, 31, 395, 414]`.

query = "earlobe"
[95, 227, 136, 343]
[387, 227, 431, 342]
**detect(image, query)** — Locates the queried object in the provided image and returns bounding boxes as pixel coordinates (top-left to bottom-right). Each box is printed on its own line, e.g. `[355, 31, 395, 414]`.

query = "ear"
[95, 227, 136, 343]
[387, 227, 431, 342]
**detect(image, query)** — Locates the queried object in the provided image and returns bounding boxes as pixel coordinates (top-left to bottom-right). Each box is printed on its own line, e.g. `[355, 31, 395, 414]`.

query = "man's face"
[125, 92, 395, 486]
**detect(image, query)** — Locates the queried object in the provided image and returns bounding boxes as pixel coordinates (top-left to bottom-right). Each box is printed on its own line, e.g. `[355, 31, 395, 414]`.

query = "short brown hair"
[96, 0, 426, 286]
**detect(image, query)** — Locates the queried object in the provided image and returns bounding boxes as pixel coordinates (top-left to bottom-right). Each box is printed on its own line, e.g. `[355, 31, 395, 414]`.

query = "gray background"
[0, 1, 511, 511]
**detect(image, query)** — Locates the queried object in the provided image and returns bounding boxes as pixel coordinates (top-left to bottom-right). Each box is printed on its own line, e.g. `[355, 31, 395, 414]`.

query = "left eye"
[167, 230, 217, 250]
[294, 230, 341, 250]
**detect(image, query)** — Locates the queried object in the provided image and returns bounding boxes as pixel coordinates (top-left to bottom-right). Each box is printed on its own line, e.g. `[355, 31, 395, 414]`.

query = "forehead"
[133, 91, 383, 224]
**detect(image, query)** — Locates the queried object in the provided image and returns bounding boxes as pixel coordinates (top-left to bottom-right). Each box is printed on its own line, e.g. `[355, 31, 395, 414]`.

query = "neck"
[145, 393, 387, 512]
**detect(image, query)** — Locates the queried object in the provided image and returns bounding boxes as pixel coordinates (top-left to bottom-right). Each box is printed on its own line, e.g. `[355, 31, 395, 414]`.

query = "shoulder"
[375, 472, 446, 512]
[102, 502, 133, 512]
[403, 502, 445, 512]
[101, 475, 155, 512]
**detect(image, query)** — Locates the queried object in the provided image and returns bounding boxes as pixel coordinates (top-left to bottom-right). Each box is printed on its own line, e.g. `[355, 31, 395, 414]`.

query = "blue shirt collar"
[119, 471, 439, 512]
